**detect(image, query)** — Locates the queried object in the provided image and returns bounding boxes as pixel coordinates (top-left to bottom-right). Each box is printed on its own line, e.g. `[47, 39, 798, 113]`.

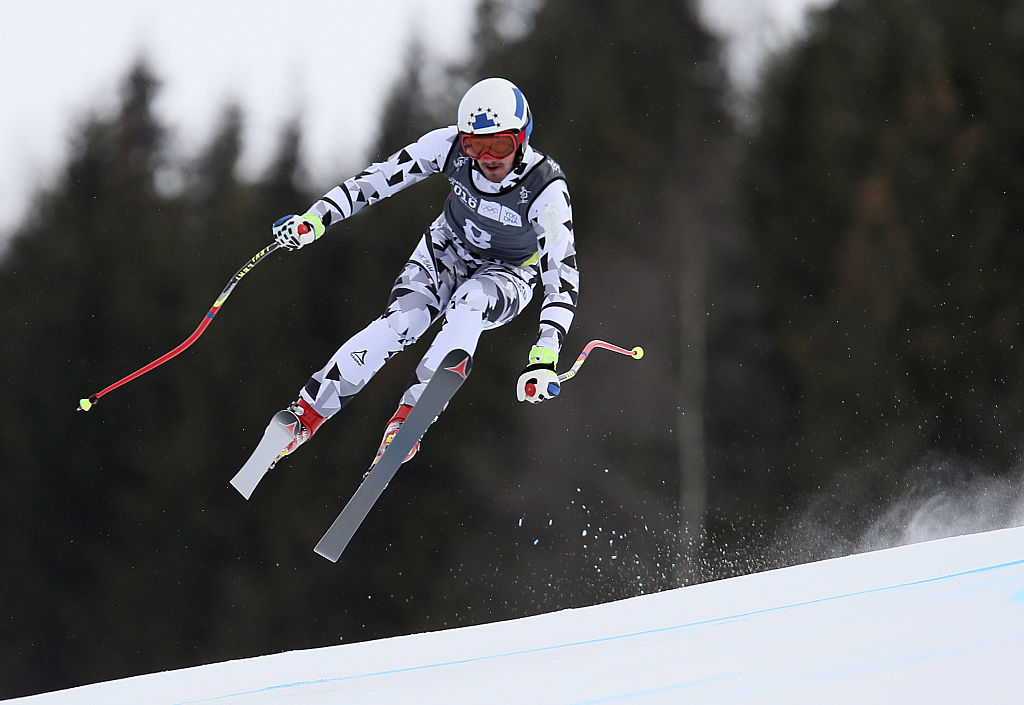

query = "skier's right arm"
[273, 127, 458, 251]
[273, 127, 456, 250]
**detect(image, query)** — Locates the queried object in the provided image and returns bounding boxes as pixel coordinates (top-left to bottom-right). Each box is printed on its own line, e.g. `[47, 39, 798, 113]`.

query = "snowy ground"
[8, 526, 1022, 704]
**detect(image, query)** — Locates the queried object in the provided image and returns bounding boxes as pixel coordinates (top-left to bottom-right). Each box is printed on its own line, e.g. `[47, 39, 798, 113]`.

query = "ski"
[313, 348, 473, 562]
[230, 410, 297, 499]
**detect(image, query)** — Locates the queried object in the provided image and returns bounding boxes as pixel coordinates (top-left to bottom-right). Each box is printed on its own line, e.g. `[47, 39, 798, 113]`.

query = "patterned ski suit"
[298, 126, 579, 418]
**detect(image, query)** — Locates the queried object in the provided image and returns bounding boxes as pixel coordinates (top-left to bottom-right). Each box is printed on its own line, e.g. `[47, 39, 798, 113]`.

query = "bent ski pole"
[524, 339, 644, 398]
[77, 241, 282, 412]
[557, 339, 644, 384]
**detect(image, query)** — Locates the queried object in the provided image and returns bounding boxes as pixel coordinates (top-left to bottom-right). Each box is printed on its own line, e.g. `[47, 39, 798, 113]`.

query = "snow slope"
[9, 526, 1023, 704]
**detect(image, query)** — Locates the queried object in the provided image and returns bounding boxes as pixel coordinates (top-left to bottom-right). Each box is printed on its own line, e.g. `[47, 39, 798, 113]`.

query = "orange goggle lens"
[460, 131, 523, 160]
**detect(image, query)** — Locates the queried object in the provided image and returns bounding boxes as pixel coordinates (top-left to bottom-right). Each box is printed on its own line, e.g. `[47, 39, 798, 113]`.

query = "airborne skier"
[250, 77, 578, 474]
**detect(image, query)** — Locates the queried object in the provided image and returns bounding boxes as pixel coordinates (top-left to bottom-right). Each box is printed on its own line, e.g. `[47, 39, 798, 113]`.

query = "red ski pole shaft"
[77, 241, 281, 411]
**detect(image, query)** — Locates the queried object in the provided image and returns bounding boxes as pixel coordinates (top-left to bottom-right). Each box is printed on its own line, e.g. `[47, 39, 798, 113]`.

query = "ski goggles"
[460, 130, 526, 160]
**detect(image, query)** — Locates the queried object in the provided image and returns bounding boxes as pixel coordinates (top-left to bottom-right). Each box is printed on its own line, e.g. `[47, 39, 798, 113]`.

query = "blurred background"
[4, 0, 1024, 698]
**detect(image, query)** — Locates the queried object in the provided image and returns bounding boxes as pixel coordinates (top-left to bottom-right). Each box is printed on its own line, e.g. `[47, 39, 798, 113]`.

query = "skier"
[264, 77, 578, 469]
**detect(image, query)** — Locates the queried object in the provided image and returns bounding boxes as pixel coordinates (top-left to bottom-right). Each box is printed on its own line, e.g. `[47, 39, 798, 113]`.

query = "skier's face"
[476, 152, 515, 182]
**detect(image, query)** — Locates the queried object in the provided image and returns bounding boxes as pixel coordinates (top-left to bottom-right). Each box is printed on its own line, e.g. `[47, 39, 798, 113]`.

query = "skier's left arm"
[516, 180, 579, 403]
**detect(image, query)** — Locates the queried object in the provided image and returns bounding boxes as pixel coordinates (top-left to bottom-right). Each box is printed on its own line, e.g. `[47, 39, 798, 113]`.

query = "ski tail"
[313, 349, 473, 562]
[230, 410, 297, 499]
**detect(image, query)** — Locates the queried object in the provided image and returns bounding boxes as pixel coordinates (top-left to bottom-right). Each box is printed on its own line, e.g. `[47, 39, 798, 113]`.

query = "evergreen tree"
[743, 0, 1024, 547]
[0, 59, 184, 695]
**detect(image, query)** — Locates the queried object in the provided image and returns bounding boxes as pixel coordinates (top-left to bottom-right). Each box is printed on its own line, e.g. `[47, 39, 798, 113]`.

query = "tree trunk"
[677, 217, 708, 582]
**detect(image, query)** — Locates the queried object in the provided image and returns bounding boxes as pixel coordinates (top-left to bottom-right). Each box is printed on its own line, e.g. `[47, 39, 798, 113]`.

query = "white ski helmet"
[457, 77, 533, 143]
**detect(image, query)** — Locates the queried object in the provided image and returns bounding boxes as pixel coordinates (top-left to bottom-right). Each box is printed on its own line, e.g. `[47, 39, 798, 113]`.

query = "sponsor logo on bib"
[478, 199, 502, 221]
[476, 199, 523, 228]
[500, 207, 523, 227]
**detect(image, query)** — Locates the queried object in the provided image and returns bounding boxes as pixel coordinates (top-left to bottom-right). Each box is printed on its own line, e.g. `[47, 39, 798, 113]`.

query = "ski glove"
[516, 346, 560, 403]
[273, 213, 325, 250]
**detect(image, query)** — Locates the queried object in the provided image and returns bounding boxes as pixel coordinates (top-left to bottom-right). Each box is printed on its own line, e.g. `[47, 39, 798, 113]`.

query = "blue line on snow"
[174, 557, 1024, 705]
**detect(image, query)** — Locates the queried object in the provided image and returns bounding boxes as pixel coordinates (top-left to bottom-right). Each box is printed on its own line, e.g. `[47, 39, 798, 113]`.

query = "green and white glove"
[516, 346, 560, 403]
[273, 212, 325, 251]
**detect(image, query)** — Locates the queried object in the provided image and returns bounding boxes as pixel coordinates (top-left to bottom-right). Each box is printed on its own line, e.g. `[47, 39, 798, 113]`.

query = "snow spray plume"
[855, 457, 1024, 552]
[777, 455, 1024, 563]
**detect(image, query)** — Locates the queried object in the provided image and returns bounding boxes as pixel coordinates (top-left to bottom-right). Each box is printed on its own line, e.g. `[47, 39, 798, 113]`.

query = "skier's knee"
[450, 282, 494, 315]
[443, 303, 486, 331]
[450, 276, 524, 327]
[379, 308, 431, 346]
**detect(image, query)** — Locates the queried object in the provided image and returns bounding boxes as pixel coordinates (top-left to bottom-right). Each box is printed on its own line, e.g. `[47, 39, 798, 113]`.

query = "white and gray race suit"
[299, 126, 579, 416]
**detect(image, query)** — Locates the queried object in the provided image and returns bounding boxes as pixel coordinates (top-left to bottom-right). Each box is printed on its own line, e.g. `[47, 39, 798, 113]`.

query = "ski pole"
[77, 241, 282, 412]
[557, 339, 644, 384]
[524, 339, 644, 399]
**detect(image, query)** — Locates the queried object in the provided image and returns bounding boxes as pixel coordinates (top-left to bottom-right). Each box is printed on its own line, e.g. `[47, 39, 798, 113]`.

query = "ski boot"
[372, 404, 420, 467]
[278, 398, 327, 459]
